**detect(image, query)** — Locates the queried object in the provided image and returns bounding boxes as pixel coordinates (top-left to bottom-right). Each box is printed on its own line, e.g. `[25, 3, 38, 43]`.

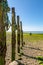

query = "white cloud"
[23, 25, 43, 31]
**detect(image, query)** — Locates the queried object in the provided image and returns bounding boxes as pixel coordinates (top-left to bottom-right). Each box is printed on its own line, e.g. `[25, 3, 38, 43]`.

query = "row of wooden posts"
[0, 7, 23, 65]
[12, 7, 23, 60]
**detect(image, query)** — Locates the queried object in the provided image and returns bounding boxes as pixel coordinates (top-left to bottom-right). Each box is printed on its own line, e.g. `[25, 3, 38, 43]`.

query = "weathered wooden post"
[17, 16, 20, 53]
[20, 21, 24, 55]
[12, 7, 16, 60]
[21, 30, 23, 47]
[20, 21, 23, 49]
[0, 4, 6, 65]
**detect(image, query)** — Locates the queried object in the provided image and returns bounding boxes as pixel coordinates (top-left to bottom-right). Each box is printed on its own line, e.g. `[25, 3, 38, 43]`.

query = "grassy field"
[7, 32, 43, 42]
[23, 33, 43, 42]
[6, 32, 43, 65]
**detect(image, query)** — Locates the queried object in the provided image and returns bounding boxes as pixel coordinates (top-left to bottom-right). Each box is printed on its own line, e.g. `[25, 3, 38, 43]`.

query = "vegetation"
[23, 33, 43, 42]
[29, 32, 32, 35]
[36, 56, 43, 65]
[6, 32, 43, 43]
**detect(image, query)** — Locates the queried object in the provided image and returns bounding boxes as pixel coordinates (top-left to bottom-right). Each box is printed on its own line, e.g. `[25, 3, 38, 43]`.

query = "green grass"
[36, 56, 43, 65]
[23, 33, 43, 42]
[6, 32, 43, 43]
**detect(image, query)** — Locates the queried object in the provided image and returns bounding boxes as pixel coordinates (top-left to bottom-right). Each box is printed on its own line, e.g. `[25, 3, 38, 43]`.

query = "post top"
[12, 7, 15, 12]
[17, 15, 20, 19]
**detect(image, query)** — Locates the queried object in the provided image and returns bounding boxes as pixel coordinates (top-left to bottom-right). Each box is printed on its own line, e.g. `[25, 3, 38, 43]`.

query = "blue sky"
[7, 0, 43, 31]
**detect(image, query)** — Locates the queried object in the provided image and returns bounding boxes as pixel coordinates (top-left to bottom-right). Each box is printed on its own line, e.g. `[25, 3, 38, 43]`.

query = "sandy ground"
[5, 39, 43, 65]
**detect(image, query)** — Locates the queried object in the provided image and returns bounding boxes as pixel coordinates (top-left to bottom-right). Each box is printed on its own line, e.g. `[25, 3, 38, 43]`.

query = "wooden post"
[20, 21, 22, 48]
[20, 21, 24, 55]
[22, 30, 23, 47]
[0, 5, 6, 65]
[12, 7, 16, 60]
[17, 16, 20, 53]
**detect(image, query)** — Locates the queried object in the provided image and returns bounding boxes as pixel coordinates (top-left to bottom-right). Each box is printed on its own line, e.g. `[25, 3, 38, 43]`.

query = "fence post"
[17, 16, 20, 53]
[12, 7, 16, 61]
[20, 21, 23, 49]
[0, 5, 6, 65]
[22, 30, 23, 47]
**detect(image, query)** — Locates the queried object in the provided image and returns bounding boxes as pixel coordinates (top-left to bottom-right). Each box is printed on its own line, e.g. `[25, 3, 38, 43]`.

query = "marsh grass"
[23, 33, 43, 42]
[6, 32, 43, 43]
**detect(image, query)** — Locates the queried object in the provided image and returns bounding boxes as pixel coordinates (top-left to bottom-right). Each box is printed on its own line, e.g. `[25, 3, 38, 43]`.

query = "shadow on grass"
[24, 46, 43, 51]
